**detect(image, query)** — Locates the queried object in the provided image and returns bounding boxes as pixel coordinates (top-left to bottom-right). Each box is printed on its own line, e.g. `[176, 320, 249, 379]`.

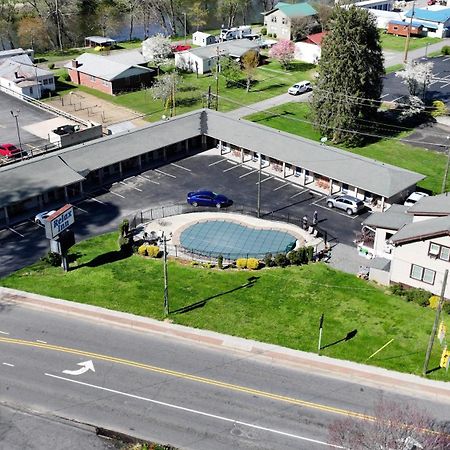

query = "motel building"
[0, 109, 424, 226]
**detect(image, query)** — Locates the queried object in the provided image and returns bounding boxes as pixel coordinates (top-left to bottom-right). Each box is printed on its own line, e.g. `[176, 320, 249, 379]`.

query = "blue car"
[187, 190, 232, 208]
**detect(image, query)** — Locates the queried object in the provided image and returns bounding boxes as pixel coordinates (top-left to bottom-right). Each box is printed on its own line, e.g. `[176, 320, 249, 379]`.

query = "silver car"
[326, 194, 365, 215]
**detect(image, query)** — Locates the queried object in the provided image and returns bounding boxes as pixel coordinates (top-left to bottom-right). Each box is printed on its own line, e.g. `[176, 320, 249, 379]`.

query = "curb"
[1, 286, 450, 404]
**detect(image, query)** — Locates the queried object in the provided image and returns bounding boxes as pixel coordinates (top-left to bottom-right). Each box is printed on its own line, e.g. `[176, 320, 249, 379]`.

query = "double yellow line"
[0, 336, 373, 421]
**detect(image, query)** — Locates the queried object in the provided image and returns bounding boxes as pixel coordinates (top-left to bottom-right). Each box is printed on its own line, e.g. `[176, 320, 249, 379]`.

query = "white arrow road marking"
[62, 360, 95, 376]
[45, 373, 345, 448]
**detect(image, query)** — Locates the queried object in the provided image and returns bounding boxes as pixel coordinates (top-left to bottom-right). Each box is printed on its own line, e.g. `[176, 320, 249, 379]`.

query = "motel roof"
[0, 110, 425, 209]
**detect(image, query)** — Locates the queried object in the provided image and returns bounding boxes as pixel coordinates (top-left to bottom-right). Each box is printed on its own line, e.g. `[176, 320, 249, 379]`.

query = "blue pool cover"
[180, 220, 297, 259]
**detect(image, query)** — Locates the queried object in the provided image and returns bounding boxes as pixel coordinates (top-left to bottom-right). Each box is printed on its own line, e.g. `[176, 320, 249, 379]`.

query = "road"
[1, 303, 449, 449]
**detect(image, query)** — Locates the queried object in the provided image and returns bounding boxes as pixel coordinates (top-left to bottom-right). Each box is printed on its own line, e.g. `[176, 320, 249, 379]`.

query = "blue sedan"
[187, 190, 232, 208]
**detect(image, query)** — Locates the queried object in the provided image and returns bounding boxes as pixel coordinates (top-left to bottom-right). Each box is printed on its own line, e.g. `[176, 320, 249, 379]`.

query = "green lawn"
[245, 103, 448, 194]
[1, 231, 448, 381]
[380, 34, 442, 52]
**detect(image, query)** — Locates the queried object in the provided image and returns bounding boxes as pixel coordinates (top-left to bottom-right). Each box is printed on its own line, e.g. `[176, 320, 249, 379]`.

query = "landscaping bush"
[288, 250, 302, 265]
[261, 27, 267, 36]
[48, 63, 55, 69]
[274, 253, 290, 267]
[443, 301, 450, 315]
[59, 72, 70, 82]
[267, 33, 273, 38]
[442, 45, 450, 55]
[119, 219, 130, 237]
[390, 284, 405, 296]
[264, 253, 273, 267]
[390, 284, 431, 307]
[431, 100, 448, 117]
[147, 245, 160, 258]
[306, 246, 314, 262]
[246, 258, 260, 270]
[138, 244, 148, 256]
[217, 255, 223, 269]
[41, 251, 62, 267]
[236, 258, 247, 269]
[429, 295, 439, 309]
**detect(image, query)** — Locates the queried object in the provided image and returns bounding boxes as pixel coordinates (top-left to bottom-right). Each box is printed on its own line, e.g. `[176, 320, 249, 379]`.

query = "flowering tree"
[396, 61, 434, 99]
[142, 34, 172, 69]
[151, 72, 182, 116]
[269, 40, 295, 69]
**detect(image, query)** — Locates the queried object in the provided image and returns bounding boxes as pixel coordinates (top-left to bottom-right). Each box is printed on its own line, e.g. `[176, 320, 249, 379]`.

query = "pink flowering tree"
[269, 40, 295, 69]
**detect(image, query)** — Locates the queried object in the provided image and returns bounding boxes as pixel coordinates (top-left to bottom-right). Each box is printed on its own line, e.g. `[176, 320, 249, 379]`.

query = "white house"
[360, 194, 450, 297]
[0, 54, 55, 99]
[294, 32, 325, 64]
[192, 31, 216, 47]
[404, 7, 450, 38]
[175, 40, 260, 74]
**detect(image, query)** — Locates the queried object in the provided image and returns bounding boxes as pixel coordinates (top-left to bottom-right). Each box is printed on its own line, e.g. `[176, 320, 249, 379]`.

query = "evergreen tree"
[311, 6, 384, 147]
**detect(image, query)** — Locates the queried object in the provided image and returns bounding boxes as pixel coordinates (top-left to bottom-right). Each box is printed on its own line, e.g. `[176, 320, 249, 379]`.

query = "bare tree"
[329, 398, 450, 450]
[17, 15, 50, 51]
[117, 0, 142, 41]
[241, 50, 259, 92]
[314, 3, 333, 32]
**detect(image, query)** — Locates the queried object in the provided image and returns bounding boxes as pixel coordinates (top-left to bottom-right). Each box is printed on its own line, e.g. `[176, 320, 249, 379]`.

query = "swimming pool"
[179, 220, 297, 259]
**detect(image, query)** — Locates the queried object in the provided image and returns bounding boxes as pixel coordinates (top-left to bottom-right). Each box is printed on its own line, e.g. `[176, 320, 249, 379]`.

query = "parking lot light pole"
[10, 110, 24, 161]
[163, 232, 169, 316]
[257, 152, 262, 218]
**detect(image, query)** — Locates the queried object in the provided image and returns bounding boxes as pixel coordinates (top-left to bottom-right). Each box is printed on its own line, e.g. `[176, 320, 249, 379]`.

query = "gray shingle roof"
[102, 49, 149, 66]
[363, 204, 412, 230]
[187, 40, 259, 60]
[407, 192, 450, 216]
[391, 215, 450, 244]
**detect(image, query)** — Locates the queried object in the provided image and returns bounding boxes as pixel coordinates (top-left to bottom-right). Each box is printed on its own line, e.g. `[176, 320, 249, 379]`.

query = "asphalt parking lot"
[0, 151, 371, 278]
[382, 55, 450, 104]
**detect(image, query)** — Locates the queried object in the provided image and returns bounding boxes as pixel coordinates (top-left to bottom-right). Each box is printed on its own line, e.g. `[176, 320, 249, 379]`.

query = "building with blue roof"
[404, 7, 450, 37]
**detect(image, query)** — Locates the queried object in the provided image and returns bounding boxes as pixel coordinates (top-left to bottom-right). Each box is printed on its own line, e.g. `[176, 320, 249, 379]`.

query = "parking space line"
[119, 181, 142, 192]
[443, 58, 450, 62]
[223, 164, 242, 172]
[290, 191, 305, 199]
[209, 158, 227, 166]
[391, 96, 404, 102]
[380, 94, 389, 99]
[256, 176, 274, 185]
[171, 163, 191, 172]
[138, 174, 159, 185]
[239, 168, 259, 178]
[155, 168, 176, 178]
[441, 83, 450, 88]
[273, 183, 289, 191]
[104, 189, 126, 199]
[8, 227, 24, 238]
[73, 205, 88, 213]
[85, 195, 106, 205]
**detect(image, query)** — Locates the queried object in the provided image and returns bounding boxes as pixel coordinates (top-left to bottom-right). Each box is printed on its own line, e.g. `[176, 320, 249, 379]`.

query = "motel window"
[271, 17, 277, 23]
[102, 80, 108, 86]
[43, 78, 49, 85]
[410, 264, 436, 285]
[429, 242, 450, 261]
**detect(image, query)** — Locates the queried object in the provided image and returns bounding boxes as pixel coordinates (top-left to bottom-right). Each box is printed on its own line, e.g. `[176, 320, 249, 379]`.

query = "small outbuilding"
[85, 36, 117, 49]
[192, 32, 216, 47]
[387, 20, 424, 37]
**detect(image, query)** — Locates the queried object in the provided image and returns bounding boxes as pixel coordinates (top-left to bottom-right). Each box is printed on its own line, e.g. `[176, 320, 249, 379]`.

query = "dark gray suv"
[326, 194, 365, 215]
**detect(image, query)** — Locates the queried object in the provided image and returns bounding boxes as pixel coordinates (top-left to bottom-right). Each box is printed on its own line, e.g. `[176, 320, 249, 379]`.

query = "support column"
[80, 181, 84, 195]
[3, 206, 9, 225]
[240, 148, 244, 163]
[38, 195, 44, 209]
[185, 139, 189, 154]
[381, 196, 385, 211]
[64, 186, 69, 202]
[201, 135, 207, 150]
[329, 179, 333, 195]
[138, 155, 142, 171]
[119, 162, 123, 178]
[282, 162, 286, 178]
[163, 147, 167, 160]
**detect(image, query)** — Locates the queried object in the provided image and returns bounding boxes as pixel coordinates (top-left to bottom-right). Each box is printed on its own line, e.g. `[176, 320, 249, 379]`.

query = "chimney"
[71, 59, 79, 69]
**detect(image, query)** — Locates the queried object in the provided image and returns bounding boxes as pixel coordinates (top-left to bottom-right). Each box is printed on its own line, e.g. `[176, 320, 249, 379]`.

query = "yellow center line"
[0, 336, 373, 421]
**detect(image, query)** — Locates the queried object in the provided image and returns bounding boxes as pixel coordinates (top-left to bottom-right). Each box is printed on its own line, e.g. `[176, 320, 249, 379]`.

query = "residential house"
[175, 40, 260, 74]
[367, 9, 404, 29]
[0, 54, 55, 99]
[294, 31, 326, 63]
[192, 32, 216, 47]
[263, 2, 317, 41]
[387, 20, 424, 37]
[66, 52, 155, 95]
[403, 7, 450, 37]
[0, 48, 34, 62]
[360, 194, 450, 297]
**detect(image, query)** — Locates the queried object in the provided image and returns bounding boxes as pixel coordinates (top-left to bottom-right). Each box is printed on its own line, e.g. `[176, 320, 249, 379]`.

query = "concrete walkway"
[2, 286, 449, 404]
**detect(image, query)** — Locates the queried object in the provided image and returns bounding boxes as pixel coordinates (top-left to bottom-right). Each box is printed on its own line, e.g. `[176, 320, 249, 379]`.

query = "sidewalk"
[1, 286, 450, 404]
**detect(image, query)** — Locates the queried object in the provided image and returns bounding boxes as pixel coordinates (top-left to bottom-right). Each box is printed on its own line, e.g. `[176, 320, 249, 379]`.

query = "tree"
[311, 6, 384, 146]
[396, 61, 434, 99]
[269, 40, 295, 69]
[142, 34, 172, 73]
[151, 72, 182, 116]
[241, 50, 259, 92]
[329, 398, 450, 449]
[217, 0, 243, 28]
[314, 3, 333, 32]
[116, 0, 142, 41]
[17, 15, 49, 51]
[291, 16, 318, 41]
[189, 1, 207, 31]
[220, 56, 242, 87]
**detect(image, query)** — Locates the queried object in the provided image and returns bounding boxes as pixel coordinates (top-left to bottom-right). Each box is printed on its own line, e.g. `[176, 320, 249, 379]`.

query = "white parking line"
[380, 93, 389, 99]
[0, 331, 10, 335]
[239, 168, 259, 178]
[443, 58, 450, 62]
[290, 191, 305, 199]
[314, 201, 360, 220]
[8, 227, 24, 238]
[138, 174, 159, 185]
[171, 162, 191, 172]
[2, 363, 14, 367]
[155, 168, 176, 178]
[209, 158, 227, 166]
[119, 181, 142, 192]
[273, 183, 289, 191]
[85, 195, 106, 205]
[441, 83, 450, 88]
[223, 164, 242, 172]
[106, 190, 126, 199]
[256, 176, 274, 185]
[36, 340, 47, 344]
[73, 205, 88, 213]
[391, 96, 404, 102]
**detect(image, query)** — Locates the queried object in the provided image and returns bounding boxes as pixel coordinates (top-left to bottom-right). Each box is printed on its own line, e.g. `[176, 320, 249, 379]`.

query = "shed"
[387, 20, 424, 36]
[85, 36, 117, 48]
[192, 32, 216, 47]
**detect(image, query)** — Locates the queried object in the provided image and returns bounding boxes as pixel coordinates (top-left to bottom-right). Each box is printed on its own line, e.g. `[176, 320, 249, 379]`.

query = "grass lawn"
[51, 60, 316, 119]
[380, 34, 442, 52]
[245, 103, 448, 194]
[1, 231, 448, 381]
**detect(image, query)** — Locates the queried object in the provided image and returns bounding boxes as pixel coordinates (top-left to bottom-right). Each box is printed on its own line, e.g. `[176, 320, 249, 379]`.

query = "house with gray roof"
[66, 52, 155, 95]
[359, 193, 450, 297]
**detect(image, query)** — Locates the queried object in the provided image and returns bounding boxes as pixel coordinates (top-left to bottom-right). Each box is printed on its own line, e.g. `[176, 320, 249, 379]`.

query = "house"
[387, 20, 424, 37]
[175, 40, 260, 74]
[294, 32, 326, 64]
[65, 53, 155, 95]
[359, 193, 450, 297]
[192, 31, 216, 47]
[403, 7, 450, 37]
[0, 48, 34, 62]
[367, 10, 405, 29]
[263, 2, 317, 41]
[0, 54, 55, 99]
[346, 0, 394, 11]
[85, 36, 117, 49]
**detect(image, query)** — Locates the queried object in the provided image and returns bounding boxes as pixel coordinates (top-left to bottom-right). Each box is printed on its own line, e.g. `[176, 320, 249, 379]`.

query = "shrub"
[119, 219, 130, 237]
[442, 45, 450, 55]
[41, 251, 62, 267]
[274, 253, 290, 267]
[236, 258, 247, 269]
[443, 301, 450, 315]
[190, 261, 199, 266]
[429, 295, 439, 309]
[202, 262, 212, 269]
[390, 284, 405, 296]
[246, 258, 260, 270]
[217, 254, 223, 269]
[288, 250, 302, 265]
[264, 253, 273, 267]
[267, 33, 273, 38]
[431, 100, 448, 117]
[261, 27, 267, 36]
[48, 62, 55, 70]
[146, 245, 160, 258]
[138, 244, 148, 256]
[306, 246, 314, 262]
[404, 288, 431, 307]
[59, 71, 70, 81]
[118, 236, 132, 254]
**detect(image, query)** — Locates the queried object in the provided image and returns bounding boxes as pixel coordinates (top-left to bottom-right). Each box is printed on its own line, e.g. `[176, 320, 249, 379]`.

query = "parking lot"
[0, 151, 372, 278]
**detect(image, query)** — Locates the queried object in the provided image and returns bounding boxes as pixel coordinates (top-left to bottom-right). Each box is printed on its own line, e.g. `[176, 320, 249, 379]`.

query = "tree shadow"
[171, 276, 260, 314]
[321, 329, 358, 350]
[76, 249, 132, 269]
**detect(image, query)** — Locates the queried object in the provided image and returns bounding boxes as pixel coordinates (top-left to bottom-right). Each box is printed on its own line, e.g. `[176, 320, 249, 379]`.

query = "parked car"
[171, 44, 191, 52]
[404, 191, 429, 207]
[35, 210, 56, 225]
[187, 190, 232, 208]
[0, 143, 22, 158]
[288, 81, 312, 95]
[326, 194, 365, 215]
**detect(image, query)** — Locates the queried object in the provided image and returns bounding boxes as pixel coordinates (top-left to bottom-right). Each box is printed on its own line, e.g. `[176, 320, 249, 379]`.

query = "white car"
[404, 192, 429, 207]
[288, 81, 311, 95]
[35, 210, 56, 226]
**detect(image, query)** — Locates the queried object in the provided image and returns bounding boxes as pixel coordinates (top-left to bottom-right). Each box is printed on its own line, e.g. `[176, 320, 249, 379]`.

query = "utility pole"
[207, 85, 211, 109]
[442, 136, 450, 194]
[215, 46, 220, 111]
[403, 0, 415, 64]
[257, 152, 262, 218]
[423, 269, 448, 376]
[10, 110, 24, 161]
[163, 233, 169, 316]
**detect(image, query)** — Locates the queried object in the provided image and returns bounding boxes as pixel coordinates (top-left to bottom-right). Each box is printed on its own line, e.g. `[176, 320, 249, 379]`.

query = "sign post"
[318, 313, 324, 355]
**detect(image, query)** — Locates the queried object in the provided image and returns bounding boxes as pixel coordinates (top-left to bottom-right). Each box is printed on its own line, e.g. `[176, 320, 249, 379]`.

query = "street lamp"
[10, 110, 26, 160]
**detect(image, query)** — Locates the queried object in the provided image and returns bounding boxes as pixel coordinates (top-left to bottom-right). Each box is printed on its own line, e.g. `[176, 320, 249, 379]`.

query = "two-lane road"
[1, 303, 449, 449]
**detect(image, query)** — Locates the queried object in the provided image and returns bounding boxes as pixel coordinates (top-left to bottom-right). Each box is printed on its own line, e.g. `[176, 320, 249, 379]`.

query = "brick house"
[66, 53, 155, 95]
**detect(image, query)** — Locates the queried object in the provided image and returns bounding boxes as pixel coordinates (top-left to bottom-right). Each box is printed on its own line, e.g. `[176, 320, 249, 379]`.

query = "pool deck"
[141, 212, 323, 259]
